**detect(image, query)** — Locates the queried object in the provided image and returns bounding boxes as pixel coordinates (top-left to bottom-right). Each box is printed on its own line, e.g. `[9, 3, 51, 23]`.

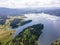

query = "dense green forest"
[10, 19, 32, 29]
[7, 24, 44, 45]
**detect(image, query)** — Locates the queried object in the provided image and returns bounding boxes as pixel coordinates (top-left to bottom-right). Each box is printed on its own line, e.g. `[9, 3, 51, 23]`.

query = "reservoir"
[14, 13, 60, 45]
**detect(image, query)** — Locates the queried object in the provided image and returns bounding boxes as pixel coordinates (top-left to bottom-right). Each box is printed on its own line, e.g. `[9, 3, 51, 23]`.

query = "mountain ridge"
[0, 7, 60, 16]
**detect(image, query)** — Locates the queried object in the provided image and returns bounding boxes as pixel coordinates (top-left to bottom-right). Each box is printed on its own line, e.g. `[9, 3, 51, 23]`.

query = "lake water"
[14, 13, 60, 45]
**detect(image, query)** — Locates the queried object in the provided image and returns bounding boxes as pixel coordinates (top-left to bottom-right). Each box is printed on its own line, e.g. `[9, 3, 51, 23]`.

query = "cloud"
[0, 0, 60, 8]
[24, 13, 58, 21]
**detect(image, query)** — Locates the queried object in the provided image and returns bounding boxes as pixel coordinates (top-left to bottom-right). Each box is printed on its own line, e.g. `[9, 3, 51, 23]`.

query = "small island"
[7, 24, 44, 45]
[51, 39, 60, 45]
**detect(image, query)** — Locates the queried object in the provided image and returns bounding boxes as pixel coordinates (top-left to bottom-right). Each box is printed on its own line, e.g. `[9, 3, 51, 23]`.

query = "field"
[0, 30, 15, 45]
[0, 16, 26, 45]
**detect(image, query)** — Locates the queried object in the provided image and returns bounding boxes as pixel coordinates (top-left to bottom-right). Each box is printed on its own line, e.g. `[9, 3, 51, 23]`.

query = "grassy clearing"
[0, 30, 15, 45]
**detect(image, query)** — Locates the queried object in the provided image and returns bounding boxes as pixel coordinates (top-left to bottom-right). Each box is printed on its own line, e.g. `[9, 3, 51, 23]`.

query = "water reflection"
[15, 13, 60, 45]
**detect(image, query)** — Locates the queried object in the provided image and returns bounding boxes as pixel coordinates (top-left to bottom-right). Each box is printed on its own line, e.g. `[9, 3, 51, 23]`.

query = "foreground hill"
[7, 24, 44, 45]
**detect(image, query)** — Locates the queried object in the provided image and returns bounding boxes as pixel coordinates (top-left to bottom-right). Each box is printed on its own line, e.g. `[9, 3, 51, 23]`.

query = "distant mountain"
[0, 7, 25, 16]
[0, 7, 60, 16]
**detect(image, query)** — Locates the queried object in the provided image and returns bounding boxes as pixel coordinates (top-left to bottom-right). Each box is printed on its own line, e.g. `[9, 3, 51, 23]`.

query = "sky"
[0, 0, 60, 8]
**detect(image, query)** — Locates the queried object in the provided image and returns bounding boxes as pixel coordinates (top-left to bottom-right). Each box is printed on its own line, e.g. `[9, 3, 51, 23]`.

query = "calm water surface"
[14, 13, 60, 45]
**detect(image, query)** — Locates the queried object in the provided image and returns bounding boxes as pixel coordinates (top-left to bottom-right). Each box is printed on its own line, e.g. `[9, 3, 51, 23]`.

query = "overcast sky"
[0, 0, 60, 8]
